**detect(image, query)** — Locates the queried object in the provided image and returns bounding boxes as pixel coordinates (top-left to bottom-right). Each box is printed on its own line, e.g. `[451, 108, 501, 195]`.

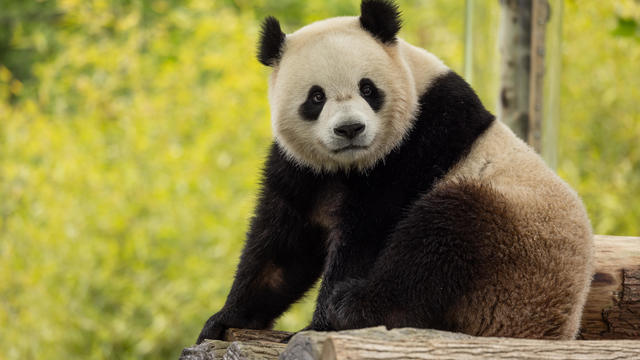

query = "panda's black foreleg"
[196, 186, 327, 343]
[326, 182, 491, 331]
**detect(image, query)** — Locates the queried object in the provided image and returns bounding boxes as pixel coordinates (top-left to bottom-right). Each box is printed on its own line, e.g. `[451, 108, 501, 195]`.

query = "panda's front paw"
[327, 279, 381, 330]
[197, 312, 229, 343]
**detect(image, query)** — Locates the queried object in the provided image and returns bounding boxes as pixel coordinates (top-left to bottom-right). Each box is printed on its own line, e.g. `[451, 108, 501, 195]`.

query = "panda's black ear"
[359, 0, 402, 44]
[257, 16, 286, 66]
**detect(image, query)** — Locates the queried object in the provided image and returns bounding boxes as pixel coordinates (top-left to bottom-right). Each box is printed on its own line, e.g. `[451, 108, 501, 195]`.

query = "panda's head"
[258, 0, 435, 172]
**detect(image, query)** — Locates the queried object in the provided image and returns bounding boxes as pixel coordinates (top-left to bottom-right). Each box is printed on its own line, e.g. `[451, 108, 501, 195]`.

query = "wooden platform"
[180, 327, 640, 360]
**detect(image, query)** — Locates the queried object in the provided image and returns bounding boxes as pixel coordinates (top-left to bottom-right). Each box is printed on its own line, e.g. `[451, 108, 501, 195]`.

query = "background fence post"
[498, 0, 552, 158]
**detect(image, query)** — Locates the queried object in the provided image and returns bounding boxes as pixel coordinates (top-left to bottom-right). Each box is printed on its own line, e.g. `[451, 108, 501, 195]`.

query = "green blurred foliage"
[558, 1, 640, 236]
[612, 16, 640, 39]
[0, 0, 638, 358]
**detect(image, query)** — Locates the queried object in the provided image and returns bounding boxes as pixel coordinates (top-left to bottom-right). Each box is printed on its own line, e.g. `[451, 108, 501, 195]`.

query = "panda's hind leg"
[326, 180, 513, 331]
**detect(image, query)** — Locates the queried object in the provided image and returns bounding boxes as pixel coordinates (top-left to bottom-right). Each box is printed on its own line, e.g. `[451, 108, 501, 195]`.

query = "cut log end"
[580, 235, 640, 340]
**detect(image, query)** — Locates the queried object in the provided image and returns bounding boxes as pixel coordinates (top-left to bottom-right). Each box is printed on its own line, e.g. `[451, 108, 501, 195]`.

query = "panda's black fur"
[359, 0, 402, 44]
[257, 16, 286, 66]
[197, 0, 592, 343]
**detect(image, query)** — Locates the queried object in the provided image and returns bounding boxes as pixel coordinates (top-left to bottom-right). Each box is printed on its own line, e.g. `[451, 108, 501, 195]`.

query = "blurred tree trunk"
[498, 0, 549, 153]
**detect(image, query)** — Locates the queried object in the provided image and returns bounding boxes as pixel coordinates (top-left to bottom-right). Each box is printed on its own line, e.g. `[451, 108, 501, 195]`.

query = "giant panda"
[197, 0, 594, 343]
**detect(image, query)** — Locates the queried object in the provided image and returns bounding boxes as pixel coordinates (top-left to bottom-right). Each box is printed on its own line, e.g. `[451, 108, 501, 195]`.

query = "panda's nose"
[334, 123, 365, 139]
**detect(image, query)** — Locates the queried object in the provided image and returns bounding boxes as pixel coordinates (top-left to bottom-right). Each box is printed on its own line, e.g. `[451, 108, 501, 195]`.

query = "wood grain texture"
[179, 330, 290, 360]
[281, 327, 473, 360]
[180, 340, 230, 360]
[283, 327, 640, 360]
[320, 334, 640, 360]
[580, 235, 640, 339]
[224, 328, 293, 343]
[222, 341, 286, 360]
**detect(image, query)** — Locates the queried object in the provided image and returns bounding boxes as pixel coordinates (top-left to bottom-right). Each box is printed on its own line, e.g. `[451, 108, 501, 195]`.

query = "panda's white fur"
[269, 17, 447, 172]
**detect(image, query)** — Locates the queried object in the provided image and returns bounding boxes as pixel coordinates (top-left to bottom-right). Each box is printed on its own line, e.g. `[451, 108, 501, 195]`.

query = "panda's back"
[438, 120, 594, 339]
[446, 120, 592, 246]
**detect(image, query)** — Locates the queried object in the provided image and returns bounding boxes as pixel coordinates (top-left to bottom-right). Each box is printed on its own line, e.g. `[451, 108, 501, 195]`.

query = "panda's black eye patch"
[299, 85, 326, 121]
[359, 78, 384, 112]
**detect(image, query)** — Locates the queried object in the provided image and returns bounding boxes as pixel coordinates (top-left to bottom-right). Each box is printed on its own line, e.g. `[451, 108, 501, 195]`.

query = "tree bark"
[224, 328, 292, 343]
[180, 340, 231, 360]
[499, 0, 533, 143]
[527, 0, 548, 151]
[222, 341, 286, 360]
[498, 0, 549, 152]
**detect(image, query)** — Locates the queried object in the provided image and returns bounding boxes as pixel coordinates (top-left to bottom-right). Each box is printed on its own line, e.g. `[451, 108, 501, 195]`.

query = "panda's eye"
[311, 91, 325, 104]
[358, 78, 385, 112]
[360, 84, 373, 97]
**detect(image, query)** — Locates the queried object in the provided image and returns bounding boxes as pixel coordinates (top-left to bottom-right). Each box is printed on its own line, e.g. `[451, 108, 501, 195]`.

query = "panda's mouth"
[332, 145, 369, 153]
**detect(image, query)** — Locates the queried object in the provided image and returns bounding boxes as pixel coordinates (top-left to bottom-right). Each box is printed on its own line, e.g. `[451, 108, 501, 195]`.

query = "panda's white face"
[268, 17, 419, 173]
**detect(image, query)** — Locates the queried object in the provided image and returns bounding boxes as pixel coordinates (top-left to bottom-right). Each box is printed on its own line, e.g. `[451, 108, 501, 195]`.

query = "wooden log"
[224, 328, 293, 343]
[580, 235, 640, 339]
[222, 341, 286, 360]
[282, 327, 396, 360]
[280, 329, 330, 360]
[179, 331, 290, 360]
[320, 333, 640, 360]
[283, 327, 640, 359]
[281, 327, 472, 360]
[180, 340, 230, 360]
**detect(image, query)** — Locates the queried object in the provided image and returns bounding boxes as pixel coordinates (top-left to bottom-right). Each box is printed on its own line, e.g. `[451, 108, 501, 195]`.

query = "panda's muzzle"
[333, 122, 365, 140]
[331, 144, 369, 153]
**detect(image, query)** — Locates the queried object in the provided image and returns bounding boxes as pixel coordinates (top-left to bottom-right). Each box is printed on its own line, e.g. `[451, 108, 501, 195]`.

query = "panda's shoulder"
[261, 142, 323, 202]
